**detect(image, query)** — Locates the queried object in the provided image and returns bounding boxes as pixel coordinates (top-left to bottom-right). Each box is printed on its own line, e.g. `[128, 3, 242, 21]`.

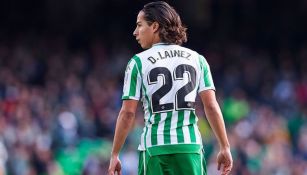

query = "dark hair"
[142, 1, 187, 45]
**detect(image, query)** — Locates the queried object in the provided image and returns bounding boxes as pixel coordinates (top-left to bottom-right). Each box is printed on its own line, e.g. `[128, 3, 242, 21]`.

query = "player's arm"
[109, 56, 142, 175]
[111, 99, 138, 155]
[199, 90, 233, 175]
[200, 90, 229, 148]
[108, 99, 138, 175]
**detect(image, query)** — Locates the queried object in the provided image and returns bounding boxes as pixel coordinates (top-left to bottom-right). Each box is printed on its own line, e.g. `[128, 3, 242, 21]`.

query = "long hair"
[142, 1, 187, 45]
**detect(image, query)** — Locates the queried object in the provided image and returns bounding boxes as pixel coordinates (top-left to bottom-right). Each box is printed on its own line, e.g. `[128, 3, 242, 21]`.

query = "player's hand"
[217, 147, 233, 175]
[108, 155, 122, 175]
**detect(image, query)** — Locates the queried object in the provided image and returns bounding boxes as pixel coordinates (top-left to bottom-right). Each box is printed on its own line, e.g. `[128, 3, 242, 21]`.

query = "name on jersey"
[148, 50, 191, 64]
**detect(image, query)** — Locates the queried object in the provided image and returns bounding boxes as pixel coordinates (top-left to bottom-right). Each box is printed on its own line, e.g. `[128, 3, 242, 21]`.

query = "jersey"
[122, 43, 215, 156]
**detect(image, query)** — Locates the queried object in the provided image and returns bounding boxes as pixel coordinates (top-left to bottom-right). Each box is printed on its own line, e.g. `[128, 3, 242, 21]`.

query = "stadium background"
[0, 0, 306, 174]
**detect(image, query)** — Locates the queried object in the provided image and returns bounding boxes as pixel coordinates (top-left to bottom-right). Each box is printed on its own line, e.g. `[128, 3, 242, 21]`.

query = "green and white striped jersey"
[122, 43, 215, 155]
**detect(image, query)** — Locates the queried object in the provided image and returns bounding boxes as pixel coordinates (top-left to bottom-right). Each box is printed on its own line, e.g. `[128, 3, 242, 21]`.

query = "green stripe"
[199, 55, 211, 87]
[142, 85, 151, 148]
[132, 55, 142, 72]
[163, 111, 172, 144]
[131, 55, 142, 96]
[122, 59, 133, 99]
[132, 55, 153, 148]
[176, 111, 185, 143]
[131, 55, 150, 148]
[125, 59, 133, 72]
[189, 111, 196, 143]
[147, 144, 201, 156]
[151, 113, 161, 146]
[203, 58, 211, 87]
[133, 55, 156, 148]
[128, 64, 138, 96]
[198, 55, 205, 86]
[204, 65, 211, 87]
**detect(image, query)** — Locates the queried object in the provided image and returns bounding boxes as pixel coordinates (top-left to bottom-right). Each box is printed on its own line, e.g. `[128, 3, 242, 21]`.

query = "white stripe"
[139, 110, 150, 150]
[183, 111, 191, 143]
[143, 102, 150, 122]
[146, 125, 152, 147]
[157, 113, 167, 145]
[135, 75, 141, 98]
[141, 88, 150, 150]
[134, 59, 142, 99]
[194, 124, 201, 144]
[170, 111, 178, 144]
[182, 125, 190, 143]
[123, 60, 135, 97]
[139, 128, 145, 150]
[149, 114, 155, 124]
[200, 151, 203, 175]
[143, 151, 146, 175]
[122, 73, 131, 97]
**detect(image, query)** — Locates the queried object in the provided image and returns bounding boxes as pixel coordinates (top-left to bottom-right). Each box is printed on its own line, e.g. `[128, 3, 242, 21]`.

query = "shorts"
[138, 150, 207, 175]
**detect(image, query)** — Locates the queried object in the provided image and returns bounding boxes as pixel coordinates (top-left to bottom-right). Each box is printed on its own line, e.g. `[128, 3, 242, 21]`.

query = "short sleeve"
[198, 55, 215, 93]
[122, 57, 142, 100]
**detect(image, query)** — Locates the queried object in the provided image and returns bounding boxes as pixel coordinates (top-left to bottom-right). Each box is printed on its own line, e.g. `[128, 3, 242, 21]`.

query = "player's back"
[139, 43, 201, 114]
[123, 43, 215, 155]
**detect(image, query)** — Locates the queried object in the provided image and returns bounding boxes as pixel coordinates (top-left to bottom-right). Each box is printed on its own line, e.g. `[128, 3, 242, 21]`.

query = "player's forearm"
[111, 110, 135, 156]
[204, 101, 230, 149]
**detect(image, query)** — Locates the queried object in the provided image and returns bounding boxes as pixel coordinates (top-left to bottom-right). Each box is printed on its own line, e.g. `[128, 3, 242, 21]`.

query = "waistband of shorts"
[145, 144, 202, 156]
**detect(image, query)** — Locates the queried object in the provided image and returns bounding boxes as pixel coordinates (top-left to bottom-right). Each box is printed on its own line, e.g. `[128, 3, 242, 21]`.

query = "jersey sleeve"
[122, 57, 142, 100]
[198, 55, 215, 93]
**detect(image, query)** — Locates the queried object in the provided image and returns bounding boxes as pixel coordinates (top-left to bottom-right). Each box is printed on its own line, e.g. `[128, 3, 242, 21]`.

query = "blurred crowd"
[0, 37, 125, 175]
[0, 36, 306, 175]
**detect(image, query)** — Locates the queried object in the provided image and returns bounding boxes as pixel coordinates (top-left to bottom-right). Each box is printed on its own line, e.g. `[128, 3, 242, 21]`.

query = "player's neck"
[150, 35, 162, 48]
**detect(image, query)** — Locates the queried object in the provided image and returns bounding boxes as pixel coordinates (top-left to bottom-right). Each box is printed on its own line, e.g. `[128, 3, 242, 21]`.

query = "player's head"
[133, 1, 187, 49]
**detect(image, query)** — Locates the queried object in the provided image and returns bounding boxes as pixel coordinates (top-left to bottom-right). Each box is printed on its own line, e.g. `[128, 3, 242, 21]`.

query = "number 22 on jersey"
[147, 64, 196, 113]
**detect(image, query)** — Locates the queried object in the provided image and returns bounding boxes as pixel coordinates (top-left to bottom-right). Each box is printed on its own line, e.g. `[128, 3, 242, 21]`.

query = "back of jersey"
[122, 43, 215, 155]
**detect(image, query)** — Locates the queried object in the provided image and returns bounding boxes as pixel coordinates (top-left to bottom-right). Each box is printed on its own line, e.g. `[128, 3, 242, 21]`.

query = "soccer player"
[108, 1, 233, 175]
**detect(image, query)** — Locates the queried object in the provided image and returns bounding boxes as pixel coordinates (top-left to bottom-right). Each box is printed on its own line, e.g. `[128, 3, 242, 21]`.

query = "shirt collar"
[152, 42, 171, 47]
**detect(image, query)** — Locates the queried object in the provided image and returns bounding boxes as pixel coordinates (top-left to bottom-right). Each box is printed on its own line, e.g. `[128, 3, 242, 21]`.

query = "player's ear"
[152, 22, 159, 33]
